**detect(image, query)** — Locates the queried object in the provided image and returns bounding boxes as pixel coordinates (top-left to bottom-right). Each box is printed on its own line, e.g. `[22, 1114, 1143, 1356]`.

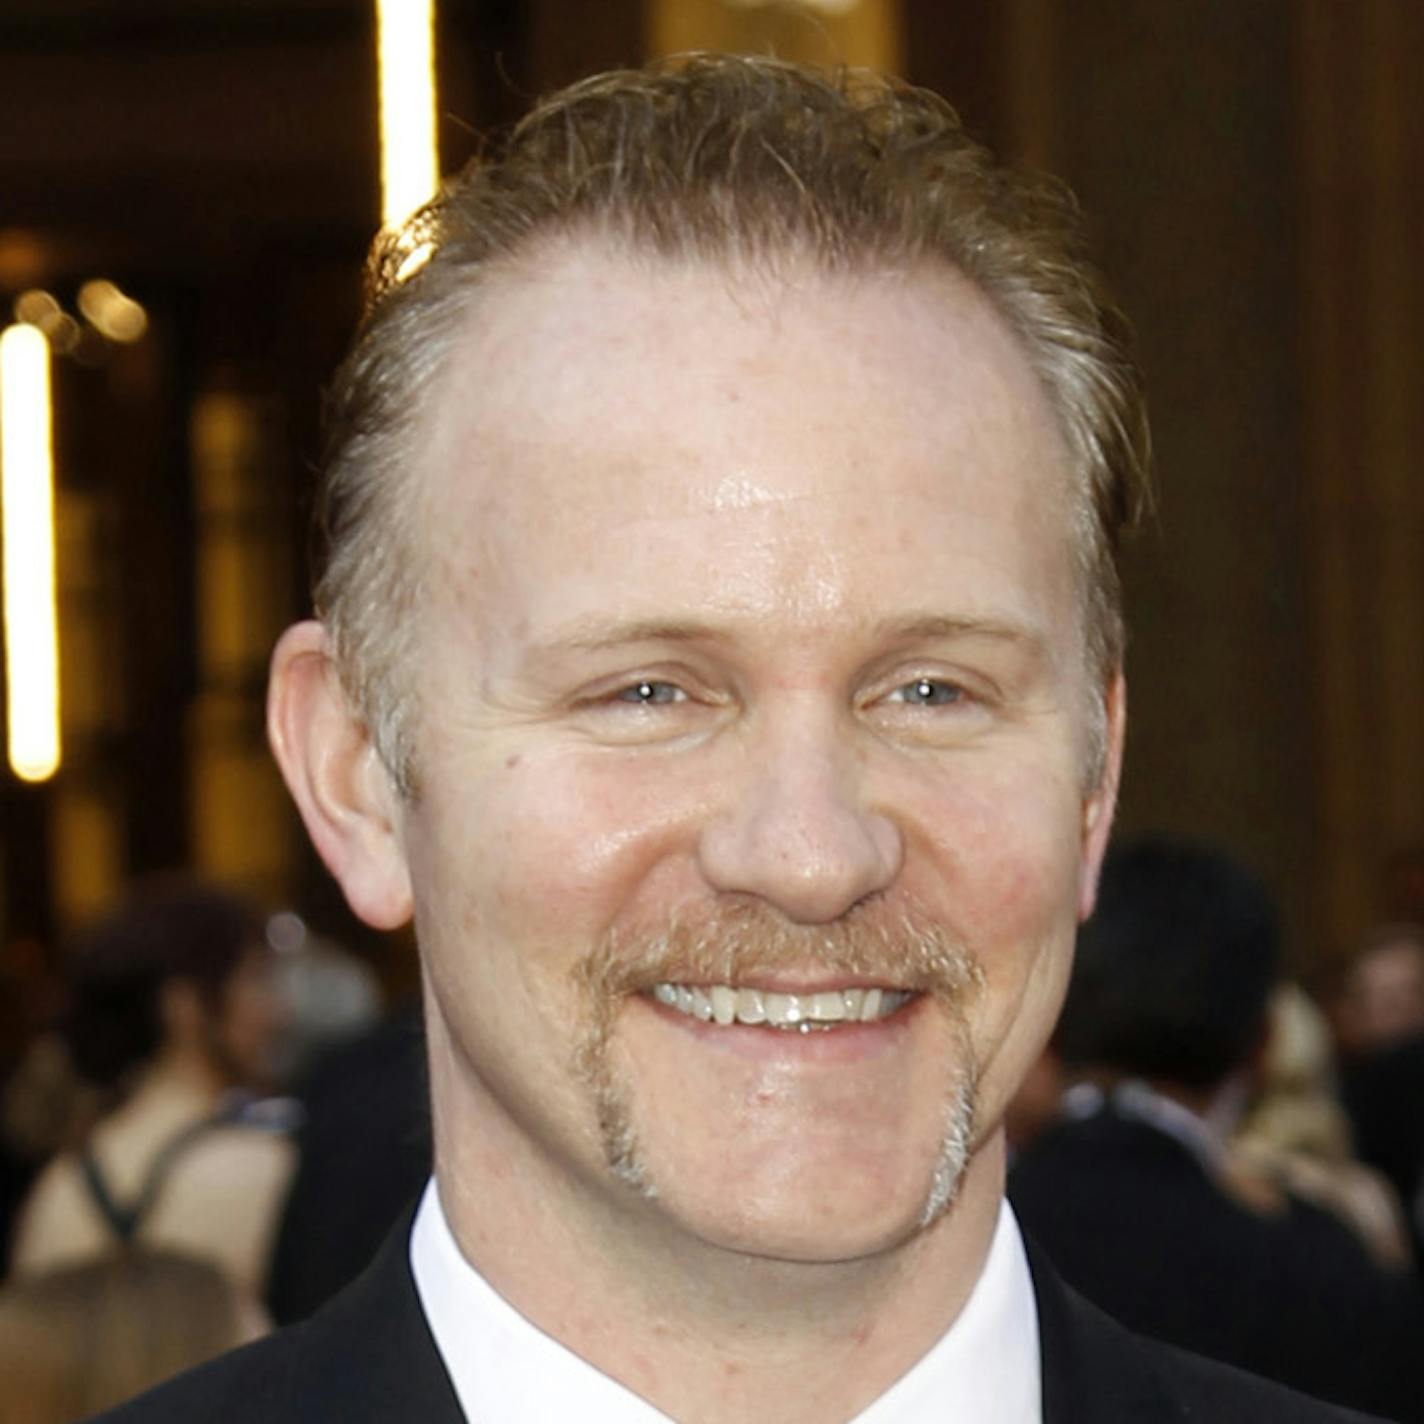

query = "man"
[95, 55, 1387, 1423]
[1010, 838, 1424, 1418]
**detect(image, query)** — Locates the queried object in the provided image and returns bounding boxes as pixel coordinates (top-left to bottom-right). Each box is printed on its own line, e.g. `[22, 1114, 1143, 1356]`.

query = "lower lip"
[633, 991, 924, 1065]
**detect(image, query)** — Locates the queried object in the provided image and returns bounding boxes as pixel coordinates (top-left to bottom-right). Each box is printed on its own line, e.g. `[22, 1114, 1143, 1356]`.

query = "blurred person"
[9, 880, 295, 1298]
[0, 1248, 262, 1423]
[1233, 982, 1412, 1270]
[1011, 837, 1424, 1418]
[1332, 925, 1424, 1263]
[93, 55, 1382, 1424]
[0, 939, 81, 1276]
[264, 998, 430, 1324]
[1343, 1024, 1424, 1274]
[263, 912, 383, 1085]
[1333, 924, 1424, 1060]
[0, 1034, 97, 1278]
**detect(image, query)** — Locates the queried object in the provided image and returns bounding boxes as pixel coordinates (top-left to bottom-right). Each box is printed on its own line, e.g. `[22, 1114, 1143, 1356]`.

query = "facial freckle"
[505, 754, 521, 770]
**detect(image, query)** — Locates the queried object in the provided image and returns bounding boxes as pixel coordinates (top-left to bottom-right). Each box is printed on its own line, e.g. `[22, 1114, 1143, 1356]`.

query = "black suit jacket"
[1345, 1033, 1424, 1266]
[1010, 1105, 1424, 1418]
[90, 1207, 1390, 1423]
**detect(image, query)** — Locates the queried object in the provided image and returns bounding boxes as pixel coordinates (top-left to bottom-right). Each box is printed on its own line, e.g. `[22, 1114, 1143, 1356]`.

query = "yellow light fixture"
[13, 290, 60, 327]
[77, 278, 148, 344]
[723, 0, 862, 11]
[0, 323, 61, 782]
[376, 0, 439, 232]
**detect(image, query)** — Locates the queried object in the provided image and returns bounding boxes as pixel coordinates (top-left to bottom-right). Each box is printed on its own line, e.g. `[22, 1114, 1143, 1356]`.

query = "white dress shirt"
[410, 1177, 1041, 1423]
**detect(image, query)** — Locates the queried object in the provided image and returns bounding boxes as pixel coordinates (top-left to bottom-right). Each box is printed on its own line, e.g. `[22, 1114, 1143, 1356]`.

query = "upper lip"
[651, 972, 910, 994]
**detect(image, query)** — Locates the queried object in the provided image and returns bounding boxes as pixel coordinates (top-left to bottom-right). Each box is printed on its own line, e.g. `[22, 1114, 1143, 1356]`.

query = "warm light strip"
[0, 324, 61, 782]
[376, 0, 439, 231]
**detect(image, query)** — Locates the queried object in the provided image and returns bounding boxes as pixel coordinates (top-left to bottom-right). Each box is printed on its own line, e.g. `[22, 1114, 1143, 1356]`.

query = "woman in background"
[1233, 981, 1412, 1270]
[7, 879, 294, 1298]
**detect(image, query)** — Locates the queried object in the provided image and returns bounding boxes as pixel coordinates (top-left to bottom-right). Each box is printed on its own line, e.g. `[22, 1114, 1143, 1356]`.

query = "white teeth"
[648, 983, 911, 1028]
[762, 992, 797, 1025]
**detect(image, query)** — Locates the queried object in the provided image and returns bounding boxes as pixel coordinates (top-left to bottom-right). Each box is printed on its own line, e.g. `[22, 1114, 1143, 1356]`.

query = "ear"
[267, 621, 413, 930]
[1077, 670, 1125, 922]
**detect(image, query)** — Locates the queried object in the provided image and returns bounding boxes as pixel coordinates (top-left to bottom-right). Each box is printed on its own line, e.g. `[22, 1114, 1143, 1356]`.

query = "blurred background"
[0, 0, 1420, 987]
[2, 6, 1423, 1414]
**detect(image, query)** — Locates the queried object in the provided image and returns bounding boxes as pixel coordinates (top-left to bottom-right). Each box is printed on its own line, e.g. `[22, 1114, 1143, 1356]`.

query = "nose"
[696, 704, 903, 924]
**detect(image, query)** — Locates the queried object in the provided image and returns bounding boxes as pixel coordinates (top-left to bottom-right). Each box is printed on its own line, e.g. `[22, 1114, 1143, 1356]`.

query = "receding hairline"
[389, 224, 1089, 531]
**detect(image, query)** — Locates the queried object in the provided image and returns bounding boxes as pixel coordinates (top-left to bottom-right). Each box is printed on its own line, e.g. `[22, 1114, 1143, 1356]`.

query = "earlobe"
[1077, 671, 1126, 922]
[267, 621, 414, 931]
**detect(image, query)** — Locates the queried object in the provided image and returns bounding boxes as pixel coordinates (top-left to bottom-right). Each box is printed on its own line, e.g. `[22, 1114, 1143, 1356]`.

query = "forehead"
[411, 240, 1077, 646]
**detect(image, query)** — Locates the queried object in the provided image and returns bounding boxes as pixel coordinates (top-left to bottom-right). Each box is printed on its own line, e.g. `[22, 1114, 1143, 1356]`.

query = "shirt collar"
[411, 1176, 1041, 1423]
[1063, 1078, 1226, 1175]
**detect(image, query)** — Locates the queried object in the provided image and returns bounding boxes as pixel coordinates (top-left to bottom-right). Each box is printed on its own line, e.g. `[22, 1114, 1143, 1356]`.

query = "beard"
[570, 896, 985, 1230]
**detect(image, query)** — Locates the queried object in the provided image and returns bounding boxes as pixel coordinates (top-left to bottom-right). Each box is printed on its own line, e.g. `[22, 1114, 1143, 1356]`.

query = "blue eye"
[616, 680, 684, 705]
[897, 678, 962, 706]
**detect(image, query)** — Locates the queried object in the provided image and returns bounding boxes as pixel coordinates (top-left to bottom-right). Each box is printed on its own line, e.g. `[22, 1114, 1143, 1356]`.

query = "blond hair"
[0, 1250, 258, 1422]
[317, 53, 1150, 794]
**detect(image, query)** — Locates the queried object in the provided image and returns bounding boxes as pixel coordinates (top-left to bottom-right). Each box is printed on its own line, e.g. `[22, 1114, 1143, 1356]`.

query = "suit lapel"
[283, 1207, 466, 1422]
[1027, 1237, 1183, 1424]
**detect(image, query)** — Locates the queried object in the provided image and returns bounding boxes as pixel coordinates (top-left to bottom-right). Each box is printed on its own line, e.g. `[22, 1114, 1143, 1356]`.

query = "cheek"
[424, 750, 706, 950]
[895, 757, 1083, 1077]
[902, 758, 1086, 949]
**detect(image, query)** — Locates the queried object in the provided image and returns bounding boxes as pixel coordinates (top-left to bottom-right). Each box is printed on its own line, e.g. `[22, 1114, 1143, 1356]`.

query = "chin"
[657, 1185, 938, 1265]
[624, 1100, 977, 1265]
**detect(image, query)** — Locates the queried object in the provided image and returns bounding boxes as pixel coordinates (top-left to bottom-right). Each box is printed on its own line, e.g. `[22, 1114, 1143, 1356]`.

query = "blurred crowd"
[1007, 840, 1424, 1421]
[0, 878, 428, 1422]
[1, 848, 1423, 1420]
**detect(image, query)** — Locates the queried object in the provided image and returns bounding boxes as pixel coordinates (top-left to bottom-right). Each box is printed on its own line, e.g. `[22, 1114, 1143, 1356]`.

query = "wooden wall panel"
[1298, 0, 1424, 956]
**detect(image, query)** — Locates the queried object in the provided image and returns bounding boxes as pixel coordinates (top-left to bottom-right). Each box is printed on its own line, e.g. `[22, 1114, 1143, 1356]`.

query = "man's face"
[393, 241, 1118, 1263]
[210, 944, 287, 1091]
[1345, 940, 1424, 1051]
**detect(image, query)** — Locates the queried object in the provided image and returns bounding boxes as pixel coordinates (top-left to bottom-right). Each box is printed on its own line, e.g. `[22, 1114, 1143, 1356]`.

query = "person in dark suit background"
[1011, 838, 1424, 1419]
[1345, 1021, 1424, 1273]
[93, 56, 1389, 1424]
[263, 999, 430, 1325]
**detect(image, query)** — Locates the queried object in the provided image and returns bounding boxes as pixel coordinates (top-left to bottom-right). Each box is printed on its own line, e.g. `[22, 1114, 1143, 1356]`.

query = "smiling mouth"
[646, 983, 915, 1032]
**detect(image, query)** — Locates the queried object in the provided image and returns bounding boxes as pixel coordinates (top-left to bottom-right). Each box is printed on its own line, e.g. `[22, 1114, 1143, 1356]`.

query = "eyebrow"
[531, 618, 724, 658]
[870, 613, 1048, 650]
[531, 612, 1047, 659]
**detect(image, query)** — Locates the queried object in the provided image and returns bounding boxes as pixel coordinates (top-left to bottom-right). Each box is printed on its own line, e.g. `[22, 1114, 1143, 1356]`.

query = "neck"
[432, 1090, 1006, 1424]
[128, 1048, 229, 1113]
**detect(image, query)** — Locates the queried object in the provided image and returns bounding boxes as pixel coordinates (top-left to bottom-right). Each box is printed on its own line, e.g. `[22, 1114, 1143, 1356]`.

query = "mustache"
[568, 897, 986, 1201]
[572, 897, 985, 1009]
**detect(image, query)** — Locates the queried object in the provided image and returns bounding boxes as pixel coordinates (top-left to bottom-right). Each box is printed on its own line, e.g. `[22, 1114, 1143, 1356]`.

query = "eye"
[891, 678, 964, 707]
[615, 680, 686, 706]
